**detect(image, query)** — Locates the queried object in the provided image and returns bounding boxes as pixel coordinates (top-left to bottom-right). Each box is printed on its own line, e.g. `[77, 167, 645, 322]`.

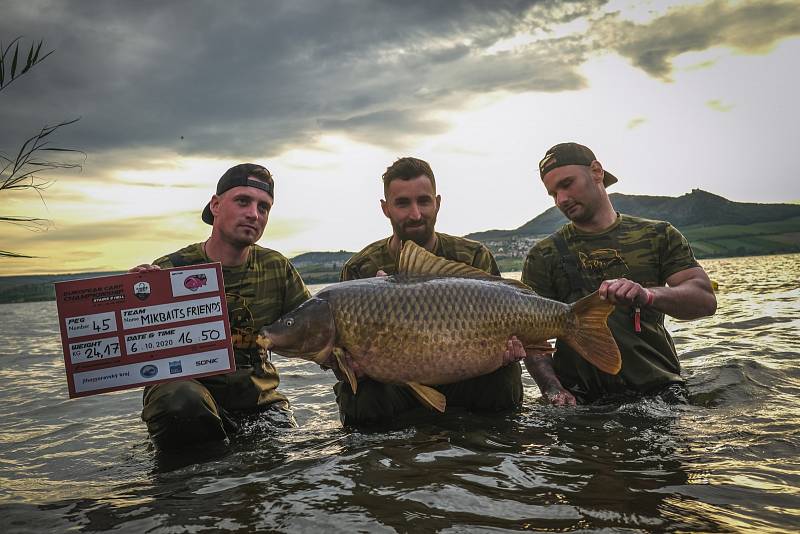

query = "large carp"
[258, 241, 621, 412]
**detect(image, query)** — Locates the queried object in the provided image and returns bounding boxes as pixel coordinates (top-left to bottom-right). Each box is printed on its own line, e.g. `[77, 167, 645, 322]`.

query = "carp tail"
[563, 291, 621, 375]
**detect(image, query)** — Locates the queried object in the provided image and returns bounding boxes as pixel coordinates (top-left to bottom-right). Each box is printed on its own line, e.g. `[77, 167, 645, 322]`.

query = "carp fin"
[563, 291, 622, 375]
[407, 382, 446, 413]
[398, 241, 532, 291]
[334, 348, 359, 395]
[524, 342, 556, 354]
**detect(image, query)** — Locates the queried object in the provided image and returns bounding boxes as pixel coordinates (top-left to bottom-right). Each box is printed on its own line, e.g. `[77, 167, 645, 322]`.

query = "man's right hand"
[129, 264, 161, 273]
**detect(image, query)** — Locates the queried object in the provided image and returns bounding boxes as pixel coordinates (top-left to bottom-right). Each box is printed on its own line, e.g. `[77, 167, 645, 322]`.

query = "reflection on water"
[0, 254, 798, 532]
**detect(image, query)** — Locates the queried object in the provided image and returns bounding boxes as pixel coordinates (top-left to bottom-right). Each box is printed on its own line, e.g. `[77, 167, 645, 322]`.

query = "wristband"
[644, 289, 654, 307]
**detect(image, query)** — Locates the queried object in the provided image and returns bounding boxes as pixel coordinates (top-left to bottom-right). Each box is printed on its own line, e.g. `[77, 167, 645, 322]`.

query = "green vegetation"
[0, 272, 120, 304]
[496, 257, 524, 273]
[291, 250, 353, 284]
[683, 218, 800, 258]
[1, 37, 81, 258]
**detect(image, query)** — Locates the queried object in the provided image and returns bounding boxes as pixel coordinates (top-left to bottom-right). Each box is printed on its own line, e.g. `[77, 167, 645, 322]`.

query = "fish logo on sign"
[133, 281, 151, 301]
[140, 364, 158, 378]
[183, 274, 208, 291]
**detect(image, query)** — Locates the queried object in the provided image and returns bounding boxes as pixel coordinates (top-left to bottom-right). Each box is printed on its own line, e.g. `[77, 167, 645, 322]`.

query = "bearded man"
[332, 157, 525, 426]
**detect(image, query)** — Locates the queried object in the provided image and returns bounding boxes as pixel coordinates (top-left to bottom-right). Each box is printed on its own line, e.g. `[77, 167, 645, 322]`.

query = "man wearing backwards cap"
[130, 163, 310, 450]
[521, 143, 717, 405]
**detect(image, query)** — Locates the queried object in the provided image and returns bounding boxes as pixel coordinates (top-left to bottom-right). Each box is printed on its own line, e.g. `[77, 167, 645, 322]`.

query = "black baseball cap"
[201, 163, 274, 224]
[538, 143, 618, 187]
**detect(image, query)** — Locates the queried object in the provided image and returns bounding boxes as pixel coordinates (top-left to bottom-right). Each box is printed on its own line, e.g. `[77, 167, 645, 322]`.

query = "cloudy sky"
[2, 0, 799, 275]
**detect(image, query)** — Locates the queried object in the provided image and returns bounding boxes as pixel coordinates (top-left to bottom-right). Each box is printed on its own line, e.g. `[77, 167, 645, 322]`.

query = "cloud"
[318, 109, 449, 147]
[2, 207, 310, 251]
[0, 0, 600, 161]
[1, 211, 199, 248]
[706, 99, 734, 112]
[1, 0, 797, 166]
[627, 117, 647, 129]
[594, 0, 800, 81]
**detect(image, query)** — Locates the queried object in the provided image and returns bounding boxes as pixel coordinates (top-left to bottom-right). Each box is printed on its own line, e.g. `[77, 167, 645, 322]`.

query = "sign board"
[54, 263, 234, 398]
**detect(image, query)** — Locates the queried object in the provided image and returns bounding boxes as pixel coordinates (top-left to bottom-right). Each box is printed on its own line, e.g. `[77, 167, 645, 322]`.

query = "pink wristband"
[644, 289, 654, 307]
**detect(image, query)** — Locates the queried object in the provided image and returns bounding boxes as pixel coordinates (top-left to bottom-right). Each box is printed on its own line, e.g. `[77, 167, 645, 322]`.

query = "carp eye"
[285, 318, 294, 327]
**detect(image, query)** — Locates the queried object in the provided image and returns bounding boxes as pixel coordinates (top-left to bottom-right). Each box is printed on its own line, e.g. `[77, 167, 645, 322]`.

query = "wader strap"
[553, 232, 586, 302]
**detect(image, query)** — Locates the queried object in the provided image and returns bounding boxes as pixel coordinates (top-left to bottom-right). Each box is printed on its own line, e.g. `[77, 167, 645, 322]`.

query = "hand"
[502, 336, 526, 366]
[544, 387, 577, 407]
[129, 264, 161, 273]
[598, 278, 652, 307]
[376, 270, 388, 277]
[523, 352, 576, 407]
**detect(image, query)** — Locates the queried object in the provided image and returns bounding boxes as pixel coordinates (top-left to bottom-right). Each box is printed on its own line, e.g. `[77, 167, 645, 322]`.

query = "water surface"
[1, 254, 798, 532]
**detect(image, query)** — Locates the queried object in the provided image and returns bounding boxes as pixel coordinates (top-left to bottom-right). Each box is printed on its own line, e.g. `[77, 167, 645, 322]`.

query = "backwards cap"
[202, 163, 274, 224]
[538, 143, 618, 187]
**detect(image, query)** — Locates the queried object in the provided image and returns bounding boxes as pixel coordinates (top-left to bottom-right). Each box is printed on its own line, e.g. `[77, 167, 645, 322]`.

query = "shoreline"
[1, 251, 797, 305]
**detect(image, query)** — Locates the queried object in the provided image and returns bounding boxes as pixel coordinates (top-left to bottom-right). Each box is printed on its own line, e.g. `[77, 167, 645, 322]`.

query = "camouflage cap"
[202, 163, 274, 224]
[538, 143, 618, 188]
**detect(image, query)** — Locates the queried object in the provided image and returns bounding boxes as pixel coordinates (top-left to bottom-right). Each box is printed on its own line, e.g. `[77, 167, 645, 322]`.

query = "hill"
[289, 250, 354, 284]
[467, 189, 800, 270]
[469, 189, 800, 239]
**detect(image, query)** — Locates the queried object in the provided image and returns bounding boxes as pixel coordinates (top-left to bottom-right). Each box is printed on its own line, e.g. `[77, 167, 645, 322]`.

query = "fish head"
[257, 297, 335, 364]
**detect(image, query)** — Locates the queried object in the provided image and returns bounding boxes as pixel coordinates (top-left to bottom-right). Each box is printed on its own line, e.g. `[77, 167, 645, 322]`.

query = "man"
[130, 163, 310, 450]
[333, 156, 525, 426]
[522, 143, 717, 405]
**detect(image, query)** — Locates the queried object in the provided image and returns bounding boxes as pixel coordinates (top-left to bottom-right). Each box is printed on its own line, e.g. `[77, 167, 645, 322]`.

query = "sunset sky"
[2, 0, 799, 275]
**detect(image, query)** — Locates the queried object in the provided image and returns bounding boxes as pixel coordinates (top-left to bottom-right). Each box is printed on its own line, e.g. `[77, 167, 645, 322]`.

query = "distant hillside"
[467, 189, 800, 270]
[290, 250, 355, 284]
[469, 189, 800, 239]
[0, 271, 121, 304]
[290, 250, 353, 267]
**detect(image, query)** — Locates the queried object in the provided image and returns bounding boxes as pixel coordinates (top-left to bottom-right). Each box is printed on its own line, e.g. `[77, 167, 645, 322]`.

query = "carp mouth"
[255, 332, 274, 351]
[256, 297, 337, 364]
[255, 331, 332, 364]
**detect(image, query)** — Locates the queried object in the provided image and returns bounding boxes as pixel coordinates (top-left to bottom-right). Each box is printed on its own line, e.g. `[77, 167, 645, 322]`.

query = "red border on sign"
[54, 263, 235, 398]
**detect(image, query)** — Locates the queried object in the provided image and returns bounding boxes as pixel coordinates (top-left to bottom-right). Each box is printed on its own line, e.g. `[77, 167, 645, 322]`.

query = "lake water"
[1, 254, 798, 533]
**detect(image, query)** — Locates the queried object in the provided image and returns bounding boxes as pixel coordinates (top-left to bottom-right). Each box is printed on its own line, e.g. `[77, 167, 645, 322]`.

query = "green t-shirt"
[522, 214, 699, 400]
[154, 243, 310, 405]
[340, 232, 500, 280]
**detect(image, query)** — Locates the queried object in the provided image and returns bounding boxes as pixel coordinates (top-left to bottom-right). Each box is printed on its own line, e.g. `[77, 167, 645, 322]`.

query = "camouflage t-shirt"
[522, 214, 699, 400]
[154, 243, 310, 405]
[340, 232, 500, 280]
